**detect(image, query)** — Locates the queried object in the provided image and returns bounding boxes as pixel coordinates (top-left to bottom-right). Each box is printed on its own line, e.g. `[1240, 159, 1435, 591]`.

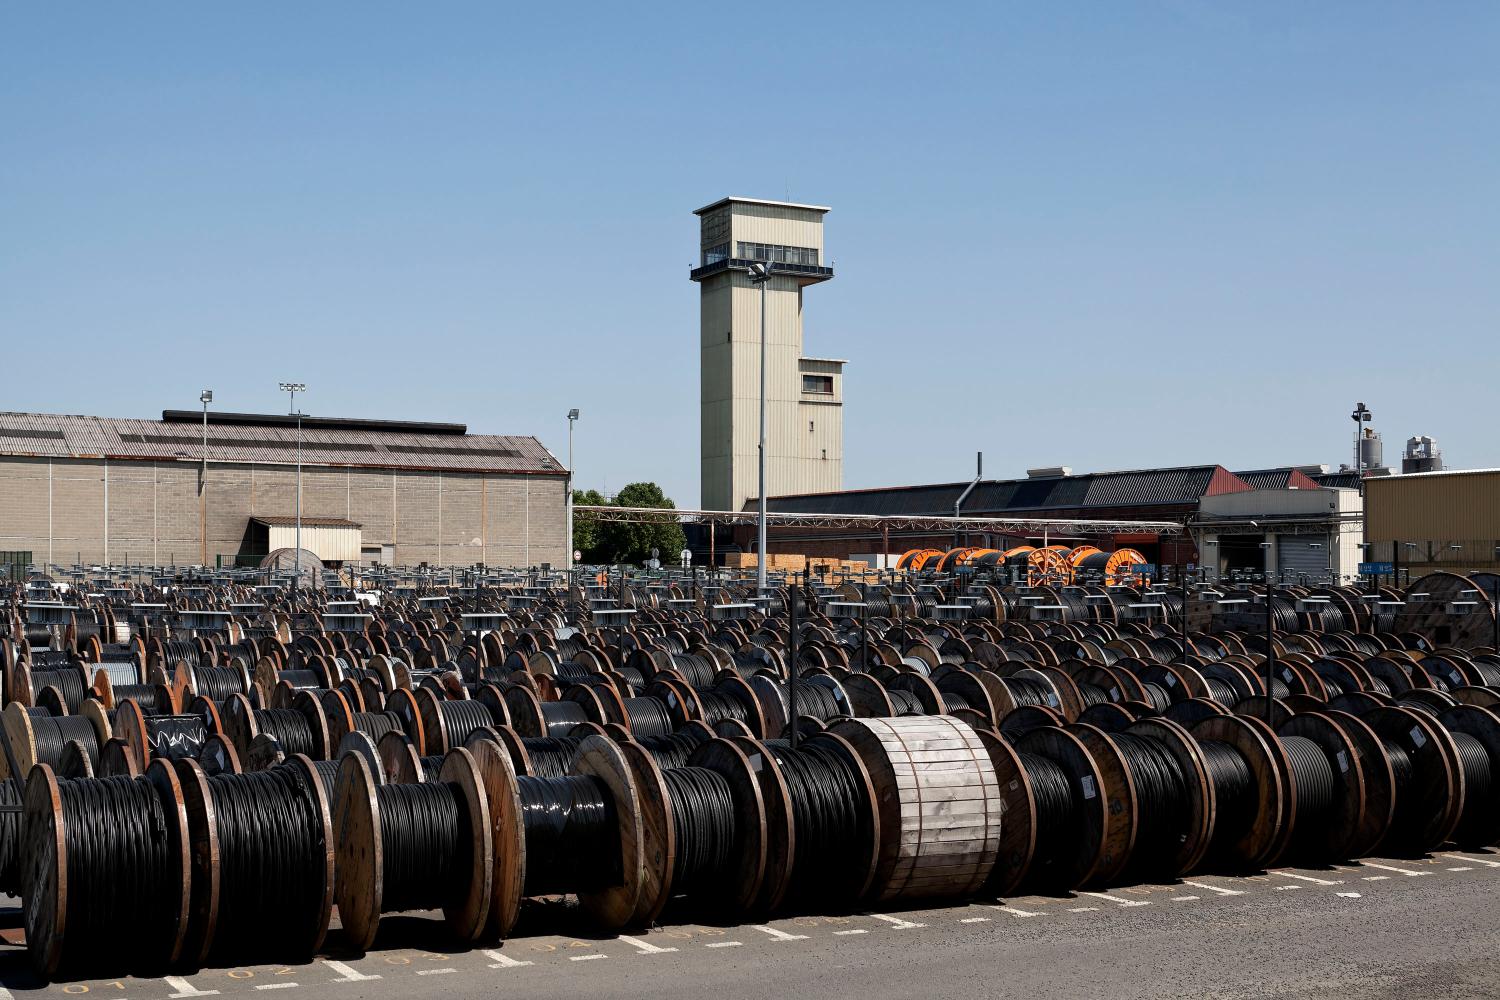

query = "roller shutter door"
[1278, 536, 1328, 582]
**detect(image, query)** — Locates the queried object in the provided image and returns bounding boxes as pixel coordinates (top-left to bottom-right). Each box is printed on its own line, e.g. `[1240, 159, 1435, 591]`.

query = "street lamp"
[1351, 402, 1372, 494]
[566, 409, 580, 576]
[279, 383, 306, 590]
[748, 261, 771, 596]
[199, 389, 213, 565]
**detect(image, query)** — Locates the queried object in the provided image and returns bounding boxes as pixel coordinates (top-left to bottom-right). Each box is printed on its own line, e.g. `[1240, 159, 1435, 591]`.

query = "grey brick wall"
[0, 456, 565, 569]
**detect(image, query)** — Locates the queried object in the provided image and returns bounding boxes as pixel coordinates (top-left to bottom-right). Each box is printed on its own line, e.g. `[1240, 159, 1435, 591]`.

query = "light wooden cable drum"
[829, 716, 1002, 903]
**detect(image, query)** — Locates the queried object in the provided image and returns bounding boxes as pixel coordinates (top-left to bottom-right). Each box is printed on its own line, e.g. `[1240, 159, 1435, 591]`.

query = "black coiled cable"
[887, 689, 925, 716]
[636, 732, 708, 770]
[1198, 739, 1256, 856]
[669, 653, 719, 688]
[539, 700, 589, 738]
[766, 739, 871, 908]
[696, 689, 750, 728]
[1017, 752, 1084, 887]
[33, 668, 86, 713]
[376, 781, 471, 913]
[663, 766, 737, 897]
[353, 711, 401, 742]
[32, 715, 103, 773]
[622, 697, 673, 737]
[278, 669, 322, 691]
[519, 737, 584, 779]
[206, 766, 325, 961]
[0, 779, 20, 894]
[114, 684, 167, 715]
[254, 709, 315, 758]
[942, 692, 971, 714]
[1111, 733, 1192, 880]
[1450, 731, 1493, 827]
[437, 700, 498, 748]
[516, 774, 620, 896]
[194, 665, 248, 701]
[1203, 677, 1240, 707]
[419, 755, 444, 783]
[47, 776, 176, 974]
[1281, 735, 1336, 849]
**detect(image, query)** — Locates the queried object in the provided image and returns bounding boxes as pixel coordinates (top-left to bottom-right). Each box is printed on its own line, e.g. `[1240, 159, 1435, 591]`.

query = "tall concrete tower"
[691, 197, 843, 511]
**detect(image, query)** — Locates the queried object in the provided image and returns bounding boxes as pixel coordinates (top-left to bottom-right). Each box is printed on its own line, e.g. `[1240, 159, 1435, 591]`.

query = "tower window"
[702, 243, 730, 266]
[809, 420, 815, 432]
[822, 449, 827, 460]
[737, 242, 819, 266]
[802, 375, 833, 394]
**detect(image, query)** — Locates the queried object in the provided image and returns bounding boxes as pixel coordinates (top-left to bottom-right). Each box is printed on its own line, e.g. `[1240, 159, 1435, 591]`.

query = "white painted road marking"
[1274, 885, 1301, 891]
[323, 960, 381, 982]
[570, 954, 607, 962]
[986, 905, 1043, 917]
[1449, 866, 1474, 872]
[1171, 895, 1200, 902]
[1362, 862, 1430, 877]
[1068, 907, 1099, 913]
[1362, 876, 1389, 881]
[1182, 879, 1245, 896]
[1444, 853, 1500, 869]
[1081, 891, 1150, 908]
[415, 968, 455, 976]
[1276, 872, 1342, 886]
[753, 924, 809, 941]
[705, 941, 743, 949]
[960, 917, 990, 923]
[1337, 892, 1362, 899]
[254, 984, 300, 990]
[619, 935, 679, 955]
[484, 949, 534, 969]
[868, 913, 926, 929]
[166, 977, 221, 998]
[835, 929, 868, 935]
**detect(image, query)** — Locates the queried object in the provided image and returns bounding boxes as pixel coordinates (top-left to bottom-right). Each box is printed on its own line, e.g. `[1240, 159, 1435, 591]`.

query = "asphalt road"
[5, 851, 1500, 1000]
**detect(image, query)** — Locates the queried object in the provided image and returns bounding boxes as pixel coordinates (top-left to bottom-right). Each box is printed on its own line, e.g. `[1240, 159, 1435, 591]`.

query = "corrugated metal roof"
[764, 465, 1249, 516]
[251, 516, 361, 528]
[0, 411, 565, 476]
[1234, 468, 1325, 491]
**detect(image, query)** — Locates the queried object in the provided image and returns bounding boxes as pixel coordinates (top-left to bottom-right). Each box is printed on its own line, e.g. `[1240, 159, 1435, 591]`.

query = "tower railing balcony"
[689, 257, 835, 283]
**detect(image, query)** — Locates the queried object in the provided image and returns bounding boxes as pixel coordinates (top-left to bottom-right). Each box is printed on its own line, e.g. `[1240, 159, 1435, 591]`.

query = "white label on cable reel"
[748, 753, 763, 773]
[1336, 750, 1349, 773]
[1081, 775, 1097, 799]
[1410, 726, 1426, 748]
[1164, 674, 1176, 687]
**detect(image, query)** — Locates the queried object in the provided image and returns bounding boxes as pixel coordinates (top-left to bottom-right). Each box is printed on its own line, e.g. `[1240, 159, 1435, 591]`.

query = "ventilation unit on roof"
[1026, 467, 1071, 479]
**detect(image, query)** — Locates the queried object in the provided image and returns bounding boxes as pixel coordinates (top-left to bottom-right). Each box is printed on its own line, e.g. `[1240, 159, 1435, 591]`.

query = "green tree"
[598, 482, 687, 565]
[572, 488, 608, 563]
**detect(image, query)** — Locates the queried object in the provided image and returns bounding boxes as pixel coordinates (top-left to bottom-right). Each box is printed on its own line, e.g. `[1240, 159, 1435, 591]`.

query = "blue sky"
[3, 3, 1496, 505]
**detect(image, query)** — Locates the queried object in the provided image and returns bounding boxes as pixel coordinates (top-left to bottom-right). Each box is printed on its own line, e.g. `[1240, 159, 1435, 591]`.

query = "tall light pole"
[567, 409, 579, 575]
[1351, 402, 1371, 495]
[749, 261, 770, 595]
[199, 389, 212, 565]
[280, 383, 306, 590]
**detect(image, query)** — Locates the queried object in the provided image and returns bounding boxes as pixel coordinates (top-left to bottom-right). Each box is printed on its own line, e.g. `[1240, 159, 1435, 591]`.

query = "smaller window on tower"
[821, 449, 827, 460]
[802, 375, 833, 394]
[809, 420, 814, 432]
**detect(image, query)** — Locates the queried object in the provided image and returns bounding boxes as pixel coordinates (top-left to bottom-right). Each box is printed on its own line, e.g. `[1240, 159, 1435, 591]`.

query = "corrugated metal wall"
[1366, 472, 1500, 540]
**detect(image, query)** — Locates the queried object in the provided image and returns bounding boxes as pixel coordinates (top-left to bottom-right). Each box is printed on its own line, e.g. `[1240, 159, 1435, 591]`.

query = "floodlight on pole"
[279, 383, 306, 590]
[748, 261, 771, 596]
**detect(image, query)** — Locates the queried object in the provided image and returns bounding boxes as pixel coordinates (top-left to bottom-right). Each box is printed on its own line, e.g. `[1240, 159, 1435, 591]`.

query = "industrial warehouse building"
[746, 463, 1365, 581]
[1364, 468, 1500, 582]
[0, 409, 568, 572]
